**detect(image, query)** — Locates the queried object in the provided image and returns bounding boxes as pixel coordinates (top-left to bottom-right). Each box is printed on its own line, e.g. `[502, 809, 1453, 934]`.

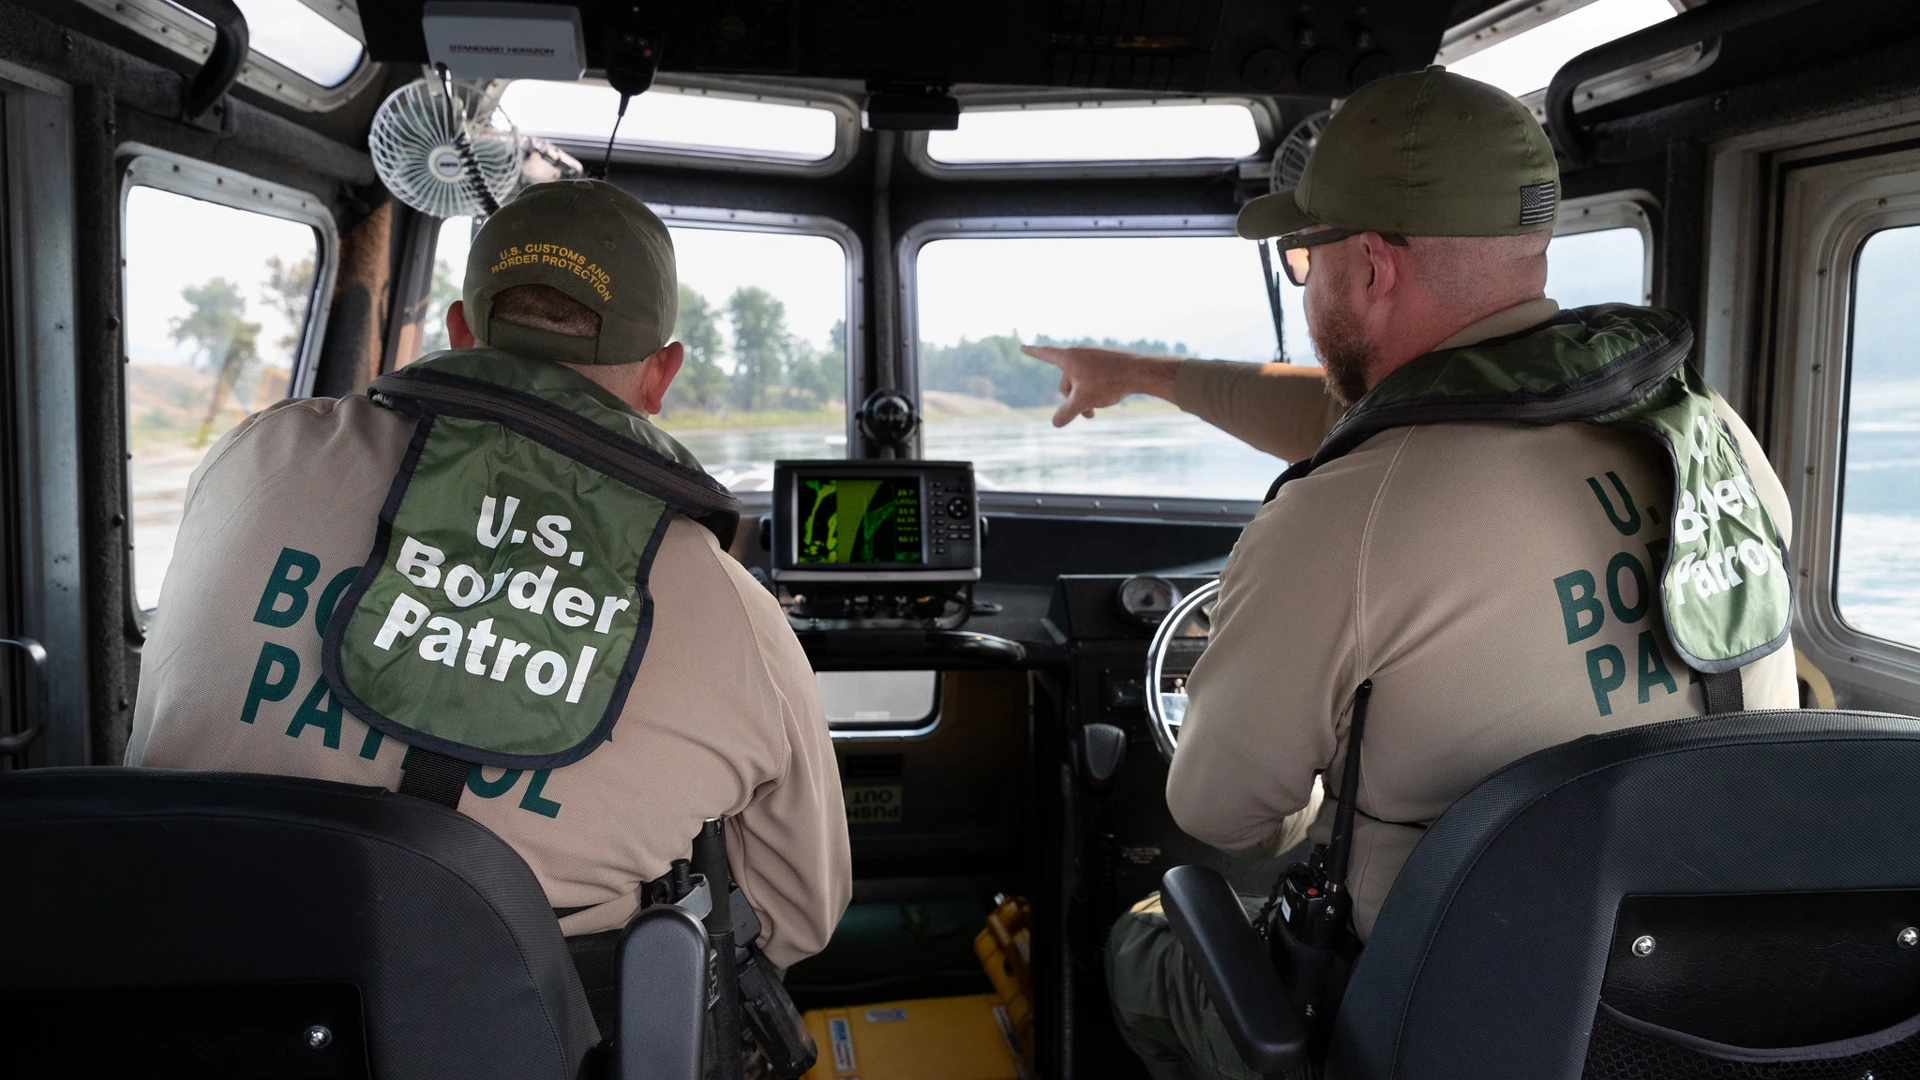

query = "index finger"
[1022, 344, 1067, 368]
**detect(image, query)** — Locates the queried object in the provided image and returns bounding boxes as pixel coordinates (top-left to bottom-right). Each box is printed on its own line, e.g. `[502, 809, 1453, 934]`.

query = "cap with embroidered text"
[464, 179, 677, 365]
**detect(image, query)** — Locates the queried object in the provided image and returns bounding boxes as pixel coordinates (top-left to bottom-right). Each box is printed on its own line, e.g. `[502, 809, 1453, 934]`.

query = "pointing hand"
[1021, 345, 1183, 428]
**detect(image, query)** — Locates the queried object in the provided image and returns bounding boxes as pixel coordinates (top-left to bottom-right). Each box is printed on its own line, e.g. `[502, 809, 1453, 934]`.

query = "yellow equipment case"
[799, 896, 1034, 1080]
[801, 994, 1025, 1080]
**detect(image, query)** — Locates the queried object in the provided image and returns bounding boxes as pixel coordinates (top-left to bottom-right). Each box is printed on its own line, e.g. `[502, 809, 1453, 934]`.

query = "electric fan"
[370, 76, 525, 219]
[1271, 109, 1332, 190]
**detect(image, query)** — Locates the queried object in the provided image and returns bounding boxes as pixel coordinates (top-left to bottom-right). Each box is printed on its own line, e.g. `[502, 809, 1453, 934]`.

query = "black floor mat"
[784, 899, 996, 1011]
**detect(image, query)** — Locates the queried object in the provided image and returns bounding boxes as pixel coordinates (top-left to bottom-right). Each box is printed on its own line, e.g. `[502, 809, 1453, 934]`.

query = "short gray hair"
[490, 283, 601, 338]
[1405, 233, 1550, 307]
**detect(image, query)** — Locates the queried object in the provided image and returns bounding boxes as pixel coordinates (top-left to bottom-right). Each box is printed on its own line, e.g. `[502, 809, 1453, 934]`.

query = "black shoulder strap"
[1702, 669, 1745, 715]
[370, 367, 743, 546]
[399, 747, 470, 810]
[1324, 680, 1373, 891]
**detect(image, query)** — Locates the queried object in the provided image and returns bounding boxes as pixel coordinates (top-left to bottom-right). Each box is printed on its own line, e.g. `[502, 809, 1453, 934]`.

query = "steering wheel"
[1144, 579, 1220, 762]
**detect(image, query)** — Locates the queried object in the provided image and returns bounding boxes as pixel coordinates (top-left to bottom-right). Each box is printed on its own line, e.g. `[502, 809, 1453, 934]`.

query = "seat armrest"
[616, 905, 709, 1080]
[1160, 865, 1310, 1075]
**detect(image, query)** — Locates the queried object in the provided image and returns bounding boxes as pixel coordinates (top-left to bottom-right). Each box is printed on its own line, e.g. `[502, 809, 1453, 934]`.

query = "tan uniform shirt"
[127, 393, 851, 969]
[1165, 299, 1798, 938]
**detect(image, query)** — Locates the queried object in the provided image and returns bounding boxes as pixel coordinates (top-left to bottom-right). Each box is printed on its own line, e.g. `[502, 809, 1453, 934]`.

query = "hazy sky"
[123, 186, 320, 368]
[917, 235, 1297, 364]
[927, 103, 1260, 164]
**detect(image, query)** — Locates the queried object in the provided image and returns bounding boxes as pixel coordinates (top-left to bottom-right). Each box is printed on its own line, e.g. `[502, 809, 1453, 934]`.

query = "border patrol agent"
[1035, 70, 1800, 1078]
[128, 180, 852, 984]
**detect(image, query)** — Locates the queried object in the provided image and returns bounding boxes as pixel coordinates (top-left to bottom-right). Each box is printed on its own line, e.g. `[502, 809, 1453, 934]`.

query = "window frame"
[73, 0, 375, 112]
[1553, 190, 1658, 306]
[645, 203, 867, 463]
[118, 146, 339, 628]
[820, 671, 944, 741]
[2, 59, 88, 765]
[898, 213, 1269, 519]
[1770, 138, 1920, 695]
[1434, 0, 1716, 119]
[493, 76, 862, 178]
[904, 93, 1275, 181]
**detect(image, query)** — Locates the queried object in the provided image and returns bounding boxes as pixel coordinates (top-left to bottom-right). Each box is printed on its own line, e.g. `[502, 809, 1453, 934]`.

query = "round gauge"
[1116, 575, 1182, 625]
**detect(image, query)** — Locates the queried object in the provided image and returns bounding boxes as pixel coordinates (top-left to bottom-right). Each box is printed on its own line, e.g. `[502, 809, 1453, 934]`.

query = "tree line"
[671, 283, 845, 414]
[421, 264, 848, 417]
[920, 334, 1192, 408]
[418, 253, 1197, 417]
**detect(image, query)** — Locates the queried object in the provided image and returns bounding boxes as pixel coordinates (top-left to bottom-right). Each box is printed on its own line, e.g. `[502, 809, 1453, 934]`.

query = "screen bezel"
[788, 471, 929, 570]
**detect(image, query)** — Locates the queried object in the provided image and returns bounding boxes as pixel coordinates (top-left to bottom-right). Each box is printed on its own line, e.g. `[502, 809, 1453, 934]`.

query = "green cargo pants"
[1105, 891, 1271, 1080]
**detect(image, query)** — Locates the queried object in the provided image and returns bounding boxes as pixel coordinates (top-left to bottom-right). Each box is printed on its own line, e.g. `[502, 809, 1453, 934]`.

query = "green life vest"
[1268, 304, 1791, 678]
[321, 349, 742, 771]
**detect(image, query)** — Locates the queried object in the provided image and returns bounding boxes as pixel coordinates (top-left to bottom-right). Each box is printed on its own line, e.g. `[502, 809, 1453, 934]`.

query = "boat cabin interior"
[4, 0, 1920, 1077]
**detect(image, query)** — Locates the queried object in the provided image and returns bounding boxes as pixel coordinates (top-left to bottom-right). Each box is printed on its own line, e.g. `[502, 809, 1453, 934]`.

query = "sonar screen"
[794, 476, 924, 565]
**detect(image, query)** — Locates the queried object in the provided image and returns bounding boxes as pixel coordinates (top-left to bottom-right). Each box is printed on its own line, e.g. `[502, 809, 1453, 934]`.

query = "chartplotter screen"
[794, 476, 925, 565]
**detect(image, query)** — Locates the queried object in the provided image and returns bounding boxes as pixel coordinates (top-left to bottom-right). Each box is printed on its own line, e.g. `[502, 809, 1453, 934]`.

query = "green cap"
[1237, 66, 1559, 242]
[464, 179, 677, 365]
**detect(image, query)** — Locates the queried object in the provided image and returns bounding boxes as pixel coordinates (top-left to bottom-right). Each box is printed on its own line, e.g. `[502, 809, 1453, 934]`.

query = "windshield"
[915, 233, 1298, 501]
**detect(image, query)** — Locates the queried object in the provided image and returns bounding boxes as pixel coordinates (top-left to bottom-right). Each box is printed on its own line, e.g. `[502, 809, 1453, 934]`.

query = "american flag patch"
[1519, 180, 1557, 226]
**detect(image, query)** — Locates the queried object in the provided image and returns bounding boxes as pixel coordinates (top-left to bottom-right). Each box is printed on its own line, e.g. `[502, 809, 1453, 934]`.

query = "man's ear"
[1361, 233, 1402, 299]
[638, 341, 685, 416]
[447, 300, 477, 350]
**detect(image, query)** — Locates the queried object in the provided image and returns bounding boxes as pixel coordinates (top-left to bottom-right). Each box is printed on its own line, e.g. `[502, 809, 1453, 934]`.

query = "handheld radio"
[1258, 679, 1372, 1037]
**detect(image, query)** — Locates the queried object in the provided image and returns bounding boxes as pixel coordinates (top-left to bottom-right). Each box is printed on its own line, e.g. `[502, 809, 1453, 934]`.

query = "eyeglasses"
[1272, 228, 1409, 287]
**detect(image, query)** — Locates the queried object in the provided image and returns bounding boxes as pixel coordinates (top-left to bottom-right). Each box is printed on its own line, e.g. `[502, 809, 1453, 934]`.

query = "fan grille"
[370, 80, 522, 219]
[1272, 110, 1332, 192]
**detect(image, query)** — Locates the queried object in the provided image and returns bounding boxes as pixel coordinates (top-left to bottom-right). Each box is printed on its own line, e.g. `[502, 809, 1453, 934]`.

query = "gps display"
[795, 477, 923, 565]
[771, 461, 980, 584]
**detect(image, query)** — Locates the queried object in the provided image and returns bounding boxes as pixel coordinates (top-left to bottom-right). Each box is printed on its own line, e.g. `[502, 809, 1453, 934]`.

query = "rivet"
[305, 1024, 332, 1049]
[1631, 935, 1655, 957]
[1899, 927, 1917, 949]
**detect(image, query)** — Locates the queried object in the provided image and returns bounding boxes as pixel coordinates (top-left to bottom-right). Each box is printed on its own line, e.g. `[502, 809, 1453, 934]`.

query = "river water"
[668, 410, 1286, 502]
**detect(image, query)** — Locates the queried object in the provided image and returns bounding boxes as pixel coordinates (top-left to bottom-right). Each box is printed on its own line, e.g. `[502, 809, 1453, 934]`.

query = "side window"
[222, 0, 366, 86]
[412, 214, 473, 360]
[817, 671, 941, 735]
[1547, 197, 1653, 308]
[123, 182, 327, 612]
[923, 100, 1263, 168]
[1547, 227, 1650, 308]
[497, 80, 849, 173]
[1836, 224, 1920, 649]
[913, 231, 1293, 500]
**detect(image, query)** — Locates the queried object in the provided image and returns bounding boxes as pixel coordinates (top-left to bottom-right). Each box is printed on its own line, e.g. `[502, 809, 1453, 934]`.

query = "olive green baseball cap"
[464, 179, 677, 365]
[1237, 65, 1559, 242]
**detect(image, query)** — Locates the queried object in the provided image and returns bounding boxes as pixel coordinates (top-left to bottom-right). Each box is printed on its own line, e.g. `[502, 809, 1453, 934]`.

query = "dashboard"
[737, 458, 1247, 674]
